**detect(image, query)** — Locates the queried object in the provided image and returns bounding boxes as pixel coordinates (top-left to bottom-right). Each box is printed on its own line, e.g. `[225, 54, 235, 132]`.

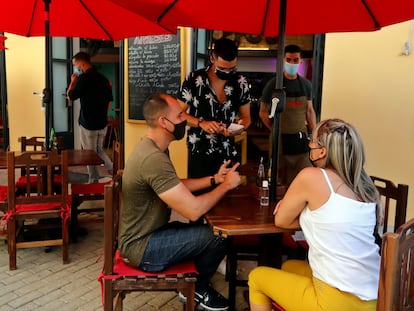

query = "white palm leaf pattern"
[238, 76, 249, 93]
[193, 97, 200, 115]
[222, 140, 231, 157]
[229, 111, 236, 123]
[181, 88, 192, 103]
[222, 100, 231, 119]
[205, 93, 216, 116]
[188, 133, 200, 152]
[195, 75, 204, 97]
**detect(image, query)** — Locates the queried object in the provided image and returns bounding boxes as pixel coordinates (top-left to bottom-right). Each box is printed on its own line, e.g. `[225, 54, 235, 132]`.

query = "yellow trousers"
[248, 260, 377, 311]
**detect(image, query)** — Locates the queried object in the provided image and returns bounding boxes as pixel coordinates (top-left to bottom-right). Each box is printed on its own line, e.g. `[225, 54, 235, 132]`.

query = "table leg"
[226, 236, 237, 311]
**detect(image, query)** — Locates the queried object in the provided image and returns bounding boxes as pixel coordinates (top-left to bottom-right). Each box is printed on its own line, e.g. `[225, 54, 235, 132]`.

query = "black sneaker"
[179, 287, 229, 311]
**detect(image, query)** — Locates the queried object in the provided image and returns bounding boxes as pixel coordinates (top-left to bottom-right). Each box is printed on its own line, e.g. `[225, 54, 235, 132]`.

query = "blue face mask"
[284, 62, 299, 76]
[74, 67, 82, 76]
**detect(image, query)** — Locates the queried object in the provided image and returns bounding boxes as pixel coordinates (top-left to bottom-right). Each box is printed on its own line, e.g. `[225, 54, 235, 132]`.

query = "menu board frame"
[127, 31, 181, 122]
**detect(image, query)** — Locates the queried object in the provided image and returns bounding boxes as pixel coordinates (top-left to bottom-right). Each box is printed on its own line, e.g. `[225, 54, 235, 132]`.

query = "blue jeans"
[140, 221, 228, 291]
[79, 125, 113, 183]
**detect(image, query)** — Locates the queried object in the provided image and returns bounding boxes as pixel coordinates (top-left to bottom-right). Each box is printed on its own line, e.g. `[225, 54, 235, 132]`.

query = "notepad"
[227, 123, 244, 134]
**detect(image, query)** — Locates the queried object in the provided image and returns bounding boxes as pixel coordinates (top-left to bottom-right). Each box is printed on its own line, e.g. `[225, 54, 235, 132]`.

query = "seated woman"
[248, 118, 382, 311]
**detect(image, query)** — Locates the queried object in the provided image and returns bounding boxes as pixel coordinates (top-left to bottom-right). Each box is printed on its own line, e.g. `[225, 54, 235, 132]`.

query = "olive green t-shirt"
[118, 137, 181, 266]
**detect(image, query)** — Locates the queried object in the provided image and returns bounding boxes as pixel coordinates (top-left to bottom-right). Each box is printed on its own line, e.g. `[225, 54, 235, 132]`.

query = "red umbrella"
[0, 0, 173, 148]
[111, 0, 414, 36]
[0, 0, 171, 41]
[112, 0, 414, 200]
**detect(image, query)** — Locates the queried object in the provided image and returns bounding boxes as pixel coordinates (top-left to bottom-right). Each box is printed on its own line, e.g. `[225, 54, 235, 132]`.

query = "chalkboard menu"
[128, 33, 181, 121]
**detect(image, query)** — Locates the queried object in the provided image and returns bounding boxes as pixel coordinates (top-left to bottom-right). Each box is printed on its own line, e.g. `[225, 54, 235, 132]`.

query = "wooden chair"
[5, 150, 70, 270]
[17, 136, 64, 194]
[105, 118, 120, 149]
[19, 136, 64, 152]
[377, 217, 414, 311]
[371, 176, 409, 233]
[70, 140, 123, 242]
[19, 136, 46, 151]
[98, 173, 198, 311]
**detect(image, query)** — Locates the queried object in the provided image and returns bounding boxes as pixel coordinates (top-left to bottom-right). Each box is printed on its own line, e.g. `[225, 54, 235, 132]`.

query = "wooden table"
[205, 195, 284, 238]
[0, 149, 103, 168]
[65, 149, 103, 166]
[205, 184, 290, 311]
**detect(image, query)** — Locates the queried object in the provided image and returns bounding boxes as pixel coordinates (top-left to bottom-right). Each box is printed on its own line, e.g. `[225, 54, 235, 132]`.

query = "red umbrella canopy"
[112, 0, 414, 36]
[0, 0, 173, 40]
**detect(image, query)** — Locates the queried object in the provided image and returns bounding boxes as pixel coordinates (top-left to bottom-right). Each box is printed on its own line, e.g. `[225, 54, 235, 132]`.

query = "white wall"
[322, 21, 414, 220]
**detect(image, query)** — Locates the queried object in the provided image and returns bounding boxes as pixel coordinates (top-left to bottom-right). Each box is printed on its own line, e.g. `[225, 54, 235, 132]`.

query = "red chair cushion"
[97, 250, 197, 306]
[297, 240, 309, 250]
[16, 202, 62, 213]
[0, 185, 7, 202]
[112, 250, 197, 276]
[16, 175, 62, 188]
[16, 195, 72, 213]
[71, 181, 110, 195]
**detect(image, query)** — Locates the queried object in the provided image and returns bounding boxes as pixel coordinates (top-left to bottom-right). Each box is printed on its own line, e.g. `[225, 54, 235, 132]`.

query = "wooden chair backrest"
[19, 136, 46, 151]
[103, 171, 123, 275]
[112, 140, 124, 177]
[371, 176, 409, 233]
[377, 217, 414, 311]
[19, 136, 65, 152]
[8, 150, 68, 203]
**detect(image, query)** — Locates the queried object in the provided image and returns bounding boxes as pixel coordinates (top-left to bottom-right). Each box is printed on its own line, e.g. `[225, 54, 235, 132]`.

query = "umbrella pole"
[43, 0, 52, 150]
[269, 0, 287, 202]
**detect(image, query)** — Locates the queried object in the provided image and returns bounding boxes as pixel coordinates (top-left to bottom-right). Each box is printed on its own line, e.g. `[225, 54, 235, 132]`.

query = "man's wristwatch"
[197, 117, 204, 128]
[210, 176, 216, 186]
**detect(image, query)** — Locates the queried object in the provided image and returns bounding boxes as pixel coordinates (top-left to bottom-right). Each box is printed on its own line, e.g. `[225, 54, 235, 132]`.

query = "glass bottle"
[256, 156, 266, 187]
[260, 180, 269, 207]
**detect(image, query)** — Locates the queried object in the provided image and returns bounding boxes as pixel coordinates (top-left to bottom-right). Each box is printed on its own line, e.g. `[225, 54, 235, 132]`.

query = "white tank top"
[299, 169, 380, 300]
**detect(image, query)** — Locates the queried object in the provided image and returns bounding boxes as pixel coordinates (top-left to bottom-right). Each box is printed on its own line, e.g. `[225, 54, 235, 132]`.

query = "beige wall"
[5, 34, 46, 150]
[322, 21, 414, 220]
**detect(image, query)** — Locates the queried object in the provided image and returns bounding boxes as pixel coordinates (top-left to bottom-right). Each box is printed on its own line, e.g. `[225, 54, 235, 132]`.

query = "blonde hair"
[312, 119, 383, 232]
[313, 119, 379, 202]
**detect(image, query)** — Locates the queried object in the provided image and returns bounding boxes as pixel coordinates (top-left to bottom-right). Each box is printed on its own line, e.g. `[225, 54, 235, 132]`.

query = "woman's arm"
[274, 168, 317, 229]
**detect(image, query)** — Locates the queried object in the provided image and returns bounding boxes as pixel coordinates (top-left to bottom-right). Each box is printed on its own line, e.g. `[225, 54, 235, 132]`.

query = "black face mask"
[164, 118, 187, 140]
[308, 147, 323, 167]
[309, 154, 319, 167]
[215, 68, 237, 81]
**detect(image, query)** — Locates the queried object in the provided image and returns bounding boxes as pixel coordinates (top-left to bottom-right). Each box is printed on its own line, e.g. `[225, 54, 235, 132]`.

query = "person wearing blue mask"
[67, 51, 113, 183]
[259, 44, 317, 185]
